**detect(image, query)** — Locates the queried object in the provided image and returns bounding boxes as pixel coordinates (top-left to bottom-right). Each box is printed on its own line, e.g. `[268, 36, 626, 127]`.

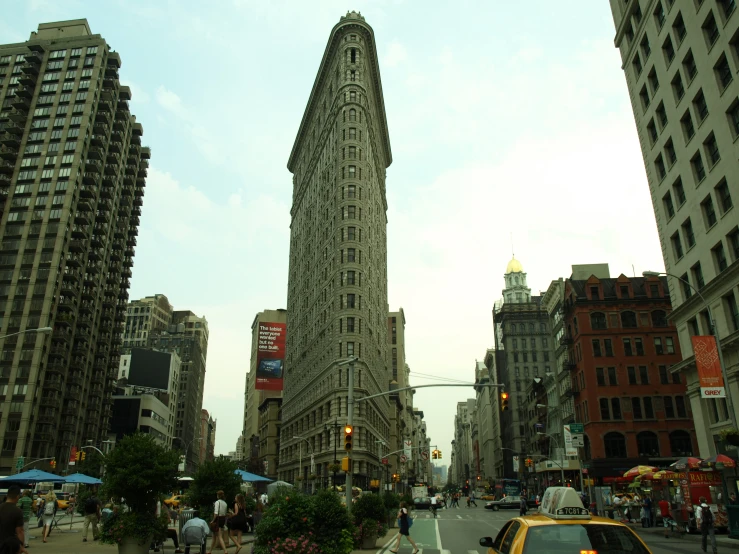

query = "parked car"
[413, 497, 433, 510]
[485, 495, 537, 511]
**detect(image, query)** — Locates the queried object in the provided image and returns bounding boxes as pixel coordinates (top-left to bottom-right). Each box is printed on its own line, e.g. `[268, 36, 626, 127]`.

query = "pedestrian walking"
[0, 537, 21, 554]
[519, 497, 528, 516]
[430, 495, 437, 518]
[697, 496, 717, 554]
[469, 491, 478, 507]
[729, 493, 739, 505]
[0, 486, 27, 554]
[15, 492, 31, 550]
[389, 502, 418, 554]
[209, 490, 228, 554]
[643, 495, 652, 528]
[82, 493, 101, 542]
[40, 491, 56, 544]
[228, 494, 248, 553]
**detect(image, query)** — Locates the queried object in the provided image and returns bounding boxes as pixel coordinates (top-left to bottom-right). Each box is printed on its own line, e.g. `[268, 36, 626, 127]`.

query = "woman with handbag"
[389, 502, 418, 554]
[228, 494, 248, 554]
[208, 490, 228, 554]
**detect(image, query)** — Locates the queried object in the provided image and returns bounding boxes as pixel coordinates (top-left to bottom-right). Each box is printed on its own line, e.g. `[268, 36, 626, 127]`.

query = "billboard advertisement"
[692, 336, 725, 398]
[255, 322, 286, 391]
[129, 348, 171, 391]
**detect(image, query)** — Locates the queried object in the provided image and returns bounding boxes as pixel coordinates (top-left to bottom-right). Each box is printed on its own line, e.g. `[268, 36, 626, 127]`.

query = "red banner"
[683, 471, 723, 487]
[69, 446, 77, 466]
[692, 336, 725, 398]
[255, 322, 286, 391]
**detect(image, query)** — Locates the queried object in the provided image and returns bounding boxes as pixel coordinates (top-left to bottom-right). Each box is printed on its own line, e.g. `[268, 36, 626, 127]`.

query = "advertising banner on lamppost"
[563, 425, 577, 456]
[403, 440, 412, 462]
[255, 322, 287, 391]
[692, 335, 725, 398]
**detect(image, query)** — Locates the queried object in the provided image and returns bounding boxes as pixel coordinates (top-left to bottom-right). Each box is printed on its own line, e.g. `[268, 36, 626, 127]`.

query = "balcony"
[109, 140, 122, 154]
[0, 160, 14, 174]
[47, 345, 68, 358]
[68, 356, 86, 371]
[79, 183, 96, 199]
[86, 158, 102, 173]
[98, 100, 112, 113]
[67, 373, 84, 387]
[562, 360, 577, 371]
[24, 50, 42, 64]
[44, 377, 63, 393]
[15, 84, 33, 98]
[12, 95, 30, 111]
[95, 110, 111, 125]
[91, 134, 106, 146]
[40, 395, 62, 411]
[0, 132, 21, 147]
[0, 144, 19, 159]
[21, 62, 39, 75]
[87, 146, 103, 161]
[37, 413, 56, 424]
[19, 73, 36, 86]
[125, 164, 137, 175]
[559, 334, 573, 346]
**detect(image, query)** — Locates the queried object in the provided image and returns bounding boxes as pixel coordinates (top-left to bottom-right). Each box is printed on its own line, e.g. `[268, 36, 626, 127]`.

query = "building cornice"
[287, 15, 392, 173]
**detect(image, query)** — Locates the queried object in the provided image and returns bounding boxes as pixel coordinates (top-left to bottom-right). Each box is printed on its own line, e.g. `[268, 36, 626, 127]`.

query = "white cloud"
[155, 86, 185, 117]
[122, 81, 150, 105]
[384, 40, 408, 67]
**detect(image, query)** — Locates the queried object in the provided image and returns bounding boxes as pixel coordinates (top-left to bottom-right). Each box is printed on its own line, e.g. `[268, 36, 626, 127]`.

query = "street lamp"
[324, 421, 342, 490]
[184, 437, 204, 473]
[643, 270, 737, 430]
[293, 436, 314, 492]
[0, 326, 52, 340]
[536, 432, 565, 483]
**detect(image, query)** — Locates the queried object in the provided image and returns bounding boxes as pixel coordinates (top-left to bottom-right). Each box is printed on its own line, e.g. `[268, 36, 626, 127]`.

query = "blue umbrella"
[234, 469, 272, 482]
[64, 473, 102, 485]
[0, 469, 65, 484]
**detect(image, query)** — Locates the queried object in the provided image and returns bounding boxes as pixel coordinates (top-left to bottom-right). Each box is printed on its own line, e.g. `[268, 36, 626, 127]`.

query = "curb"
[630, 524, 739, 550]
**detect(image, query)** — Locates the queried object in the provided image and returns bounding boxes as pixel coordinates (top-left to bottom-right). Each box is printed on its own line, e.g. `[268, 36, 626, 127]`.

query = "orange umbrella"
[623, 465, 659, 479]
[700, 454, 736, 469]
[642, 470, 679, 480]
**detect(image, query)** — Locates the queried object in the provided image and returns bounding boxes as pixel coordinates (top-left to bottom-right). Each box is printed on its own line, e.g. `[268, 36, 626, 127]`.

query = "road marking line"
[468, 551, 479, 554]
[440, 550, 452, 554]
[375, 532, 397, 554]
[435, 518, 442, 551]
[457, 515, 462, 519]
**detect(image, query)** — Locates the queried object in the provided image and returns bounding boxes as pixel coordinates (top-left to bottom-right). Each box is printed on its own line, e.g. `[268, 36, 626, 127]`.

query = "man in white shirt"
[430, 496, 437, 518]
[209, 491, 228, 554]
[260, 493, 268, 506]
[697, 496, 717, 554]
[182, 511, 210, 554]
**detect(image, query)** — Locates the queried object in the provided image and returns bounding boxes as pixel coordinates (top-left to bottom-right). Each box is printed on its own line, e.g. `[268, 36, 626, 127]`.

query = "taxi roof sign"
[539, 487, 591, 520]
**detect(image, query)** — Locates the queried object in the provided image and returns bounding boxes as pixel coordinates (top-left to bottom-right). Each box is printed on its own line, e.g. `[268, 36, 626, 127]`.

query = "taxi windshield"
[522, 524, 649, 554]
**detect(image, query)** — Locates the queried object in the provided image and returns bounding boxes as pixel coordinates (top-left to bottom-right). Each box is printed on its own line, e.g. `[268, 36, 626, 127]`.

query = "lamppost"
[0, 326, 53, 340]
[536, 403, 583, 491]
[643, 270, 738, 430]
[324, 420, 342, 489]
[293, 435, 314, 493]
[535, 431, 566, 484]
[184, 437, 204, 473]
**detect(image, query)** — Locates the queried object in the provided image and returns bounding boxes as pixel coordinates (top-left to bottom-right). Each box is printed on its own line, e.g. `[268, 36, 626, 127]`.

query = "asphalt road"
[377, 505, 738, 554]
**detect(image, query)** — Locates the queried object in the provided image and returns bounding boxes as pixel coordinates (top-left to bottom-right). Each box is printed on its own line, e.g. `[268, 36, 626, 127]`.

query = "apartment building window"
[647, 120, 658, 144]
[694, 90, 709, 122]
[655, 337, 664, 355]
[640, 85, 650, 111]
[655, 3, 666, 28]
[346, 294, 355, 308]
[608, 367, 618, 386]
[611, 398, 622, 419]
[719, 0, 737, 19]
[664, 396, 675, 418]
[692, 262, 705, 289]
[641, 35, 651, 58]
[703, 12, 720, 47]
[691, 152, 705, 182]
[624, 338, 633, 356]
[666, 337, 675, 354]
[674, 178, 686, 206]
[716, 180, 733, 213]
[683, 50, 697, 81]
[725, 293, 739, 332]
[635, 338, 645, 355]
[672, 72, 685, 101]
[676, 396, 687, 418]
[604, 339, 614, 356]
[621, 311, 638, 328]
[655, 154, 666, 180]
[652, 310, 668, 327]
[730, 228, 739, 261]
[702, 195, 718, 229]
[649, 69, 660, 94]
[656, 103, 667, 127]
[644, 397, 655, 419]
[705, 133, 720, 167]
[599, 398, 610, 420]
[659, 365, 669, 384]
[683, 276, 694, 301]
[592, 339, 602, 357]
[663, 192, 676, 219]
[633, 53, 643, 75]
[596, 368, 606, 386]
[663, 35, 675, 64]
[681, 111, 695, 141]
[632, 398, 643, 419]
[716, 55, 733, 90]
[628, 366, 637, 384]
[665, 139, 677, 166]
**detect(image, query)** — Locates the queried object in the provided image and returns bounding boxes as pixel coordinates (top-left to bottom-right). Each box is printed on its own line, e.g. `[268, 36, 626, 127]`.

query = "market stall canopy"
[670, 457, 701, 470]
[234, 469, 272, 482]
[623, 465, 658, 479]
[267, 480, 294, 496]
[177, 477, 194, 482]
[639, 470, 679, 481]
[700, 454, 736, 469]
[0, 469, 65, 484]
[64, 473, 102, 485]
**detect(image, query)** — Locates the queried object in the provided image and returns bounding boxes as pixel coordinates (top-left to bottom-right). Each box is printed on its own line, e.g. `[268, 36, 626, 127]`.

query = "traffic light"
[81, 451, 86, 461]
[75, 451, 81, 461]
[343, 425, 353, 451]
[500, 392, 509, 411]
[437, 450, 442, 459]
[341, 456, 350, 472]
[50, 459, 56, 469]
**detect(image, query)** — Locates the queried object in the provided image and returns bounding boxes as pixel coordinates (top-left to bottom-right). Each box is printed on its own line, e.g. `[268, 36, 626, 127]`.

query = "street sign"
[382, 457, 389, 465]
[15, 456, 24, 470]
[571, 435, 584, 448]
[582, 469, 588, 474]
[512, 455, 519, 472]
[582, 463, 590, 469]
[400, 454, 407, 463]
[421, 450, 429, 461]
[570, 423, 584, 434]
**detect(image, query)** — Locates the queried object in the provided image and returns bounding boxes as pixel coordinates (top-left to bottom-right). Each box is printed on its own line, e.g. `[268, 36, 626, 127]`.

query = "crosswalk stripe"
[456, 515, 462, 519]
[468, 550, 479, 554]
[441, 550, 452, 554]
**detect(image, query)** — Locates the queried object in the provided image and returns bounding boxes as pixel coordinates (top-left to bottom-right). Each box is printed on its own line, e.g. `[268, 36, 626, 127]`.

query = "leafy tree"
[312, 490, 352, 554]
[101, 432, 179, 514]
[188, 456, 242, 510]
[77, 449, 104, 478]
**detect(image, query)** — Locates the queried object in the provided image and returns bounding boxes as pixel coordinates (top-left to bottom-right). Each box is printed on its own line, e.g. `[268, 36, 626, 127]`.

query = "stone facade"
[279, 12, 392, 490]
[609, 0, 739, 456]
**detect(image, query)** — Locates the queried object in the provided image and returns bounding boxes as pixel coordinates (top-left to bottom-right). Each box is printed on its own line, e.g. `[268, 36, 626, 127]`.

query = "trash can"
[178, 508, 195, 540]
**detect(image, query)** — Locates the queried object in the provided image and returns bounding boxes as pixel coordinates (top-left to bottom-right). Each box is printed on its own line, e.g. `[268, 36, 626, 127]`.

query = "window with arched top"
[529, 323, 534, 332]
[520, 324, 526, 332]
[590, 312, 607, 330]
[637, 431, 660, 456]
[349, 108, 357, 121]
[669, 430, 693, 456]
[604, 432, 627, 458]
[652, 310, 668, 327]
[621, 311, 638, 328]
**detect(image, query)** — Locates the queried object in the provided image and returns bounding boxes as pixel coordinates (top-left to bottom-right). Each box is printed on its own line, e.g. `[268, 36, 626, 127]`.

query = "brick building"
[563, 273, 697, 482]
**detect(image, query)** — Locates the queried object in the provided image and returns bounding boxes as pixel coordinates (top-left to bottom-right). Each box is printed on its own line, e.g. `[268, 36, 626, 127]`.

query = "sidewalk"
[629, 522, 739, 550]
[24, 520, 255, 554]
[353, 528, 397, 554]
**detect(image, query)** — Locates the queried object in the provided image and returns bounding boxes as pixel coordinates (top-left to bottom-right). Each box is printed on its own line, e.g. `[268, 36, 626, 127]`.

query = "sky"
[2, 0, 665, 459]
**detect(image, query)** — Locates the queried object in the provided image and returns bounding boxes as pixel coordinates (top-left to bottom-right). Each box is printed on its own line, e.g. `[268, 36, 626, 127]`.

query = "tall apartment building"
[475, 352, 501, 484]
[492, 258, 556, 479]
[279, 11, 392, 491]
[242, 308, 287, 459]
[123, 296, 209, 471]
[563, 271, 696, 481]
[0, 20, 148, 473]
[609, 1, 739, 456]
[200, 408, 216, 464]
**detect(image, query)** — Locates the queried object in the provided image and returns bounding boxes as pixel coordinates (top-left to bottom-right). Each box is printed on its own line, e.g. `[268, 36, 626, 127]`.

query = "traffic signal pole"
[345, 357, 355, 511]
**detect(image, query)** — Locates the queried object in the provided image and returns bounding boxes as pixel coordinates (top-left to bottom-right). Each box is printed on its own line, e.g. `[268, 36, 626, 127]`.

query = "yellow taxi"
[479, 487, 652, 554]
[163, 494, 185, 508]
[480, 493, 496, 501]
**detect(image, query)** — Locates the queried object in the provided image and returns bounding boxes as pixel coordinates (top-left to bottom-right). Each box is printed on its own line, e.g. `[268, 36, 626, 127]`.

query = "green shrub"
[312, 490, 353, 554]
[254, 491, 313, 554]
[352, 493, 386, 525]
[188, 457, 243, 511]
[383, 492, 400, 516]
